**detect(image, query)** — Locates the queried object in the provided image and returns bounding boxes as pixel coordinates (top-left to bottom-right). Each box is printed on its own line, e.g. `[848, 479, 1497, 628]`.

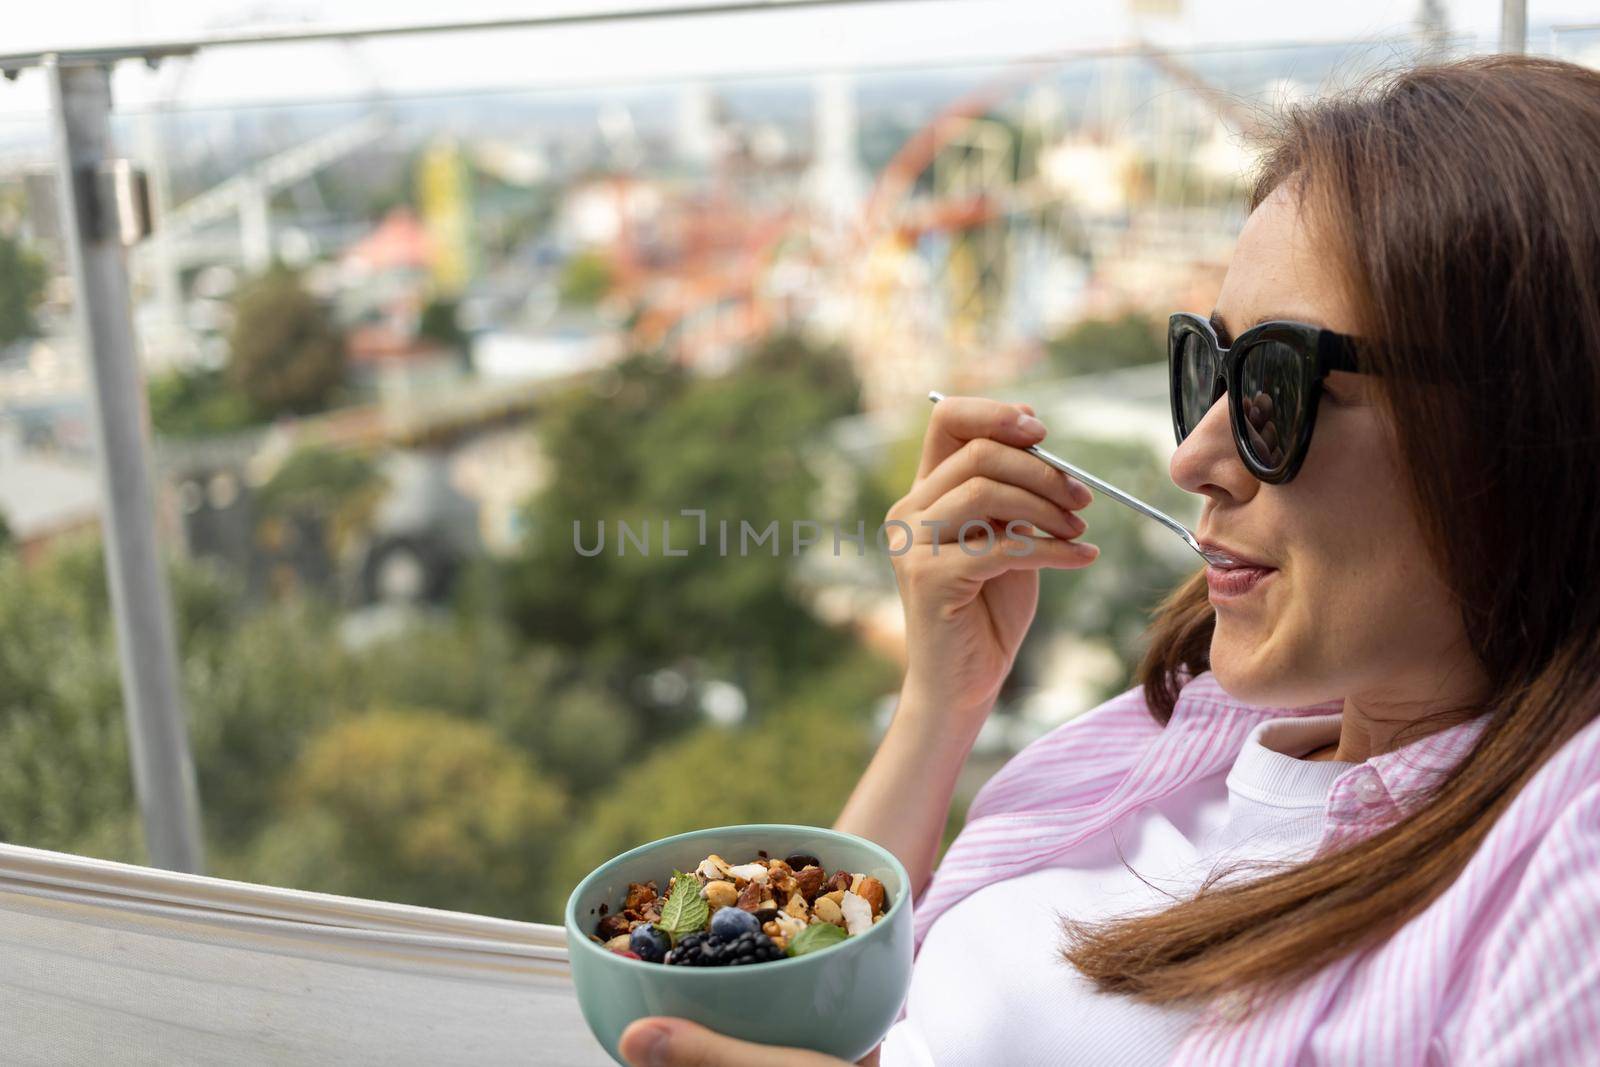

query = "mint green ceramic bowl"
[565, 824, 913, 1065]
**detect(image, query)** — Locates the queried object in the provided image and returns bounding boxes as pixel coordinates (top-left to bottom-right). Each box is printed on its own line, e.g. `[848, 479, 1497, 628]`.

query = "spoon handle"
[926, 390, 1210, 563]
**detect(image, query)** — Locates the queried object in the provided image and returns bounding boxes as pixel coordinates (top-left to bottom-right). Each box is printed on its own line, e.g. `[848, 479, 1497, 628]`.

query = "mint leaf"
[657, 870, 709, 942]
[787, 921, 848, 957]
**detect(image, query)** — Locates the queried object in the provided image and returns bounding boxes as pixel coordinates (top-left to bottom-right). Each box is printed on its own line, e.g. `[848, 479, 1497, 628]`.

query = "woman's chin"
[1208, 630, 1295, 707]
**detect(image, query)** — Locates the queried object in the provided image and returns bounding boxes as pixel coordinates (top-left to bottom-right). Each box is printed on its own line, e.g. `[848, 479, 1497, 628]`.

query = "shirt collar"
[1323, 713, 1491, 834]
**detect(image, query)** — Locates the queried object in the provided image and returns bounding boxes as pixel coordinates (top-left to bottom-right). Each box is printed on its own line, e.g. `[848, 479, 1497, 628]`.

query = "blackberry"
[718, 929, 785, 966]
[665, 929, 785, 967]
[665, 931, 715, 967]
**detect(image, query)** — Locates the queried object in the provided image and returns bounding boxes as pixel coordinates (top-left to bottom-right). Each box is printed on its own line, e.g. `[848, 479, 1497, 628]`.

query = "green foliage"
[147, 366, 258, 439]
[346, 617, 637, 803]
[226, 266, 346, 418]
[0, 232, 47, 347]
[1046, 311, 1164, 378]
[418, 297, 467, 352]
[0, 540, 133, 856]
[502, 335, 865, 712]
[0, 508, 12, 554]
[558, 250, 615, 308]
[255, 446, 387, 556]
[243, 708, 567, 918]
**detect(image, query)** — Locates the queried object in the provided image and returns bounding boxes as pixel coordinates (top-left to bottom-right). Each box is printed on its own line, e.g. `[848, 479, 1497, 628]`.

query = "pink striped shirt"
[912, 671, 1600, 1064]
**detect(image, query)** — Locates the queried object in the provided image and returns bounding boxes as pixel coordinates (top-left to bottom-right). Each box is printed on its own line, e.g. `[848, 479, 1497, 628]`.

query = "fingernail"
[1078, 541, 1100, 557]
[633, 1025, 671, 1067]
[1017, 413, 1046, 437]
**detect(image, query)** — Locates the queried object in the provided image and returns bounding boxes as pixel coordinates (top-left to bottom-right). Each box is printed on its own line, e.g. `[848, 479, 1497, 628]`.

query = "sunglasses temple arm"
[1025, 442, 1200, 547]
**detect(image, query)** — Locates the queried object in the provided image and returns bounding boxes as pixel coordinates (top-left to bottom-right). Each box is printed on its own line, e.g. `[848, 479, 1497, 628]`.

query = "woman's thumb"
[618, 1017, 840, 1067]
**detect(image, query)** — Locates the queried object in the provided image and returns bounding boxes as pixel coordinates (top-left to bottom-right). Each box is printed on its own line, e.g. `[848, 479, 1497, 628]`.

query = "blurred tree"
[349, 617, 637, 802]
[0, 232, 47, 347]
[418, 296, 467, 353]
[0, 540, 133, 857]
[226, 266, 346, 418]
[502, 335, 863, 719]
[255, 446, 387, 558]
[1046, 311, 1164, 377]
[147, 366, 258, 438]
[557, 250, 615, 308]
[247, 709, 567, 919]
[0, 508, 12, 554]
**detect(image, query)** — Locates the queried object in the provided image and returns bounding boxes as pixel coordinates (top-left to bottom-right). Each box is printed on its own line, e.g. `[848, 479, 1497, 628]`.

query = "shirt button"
[1355, 777, 1385, 804]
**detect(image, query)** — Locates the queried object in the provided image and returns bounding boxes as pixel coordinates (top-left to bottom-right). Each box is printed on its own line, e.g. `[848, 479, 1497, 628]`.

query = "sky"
[0, 0, 1596, 121]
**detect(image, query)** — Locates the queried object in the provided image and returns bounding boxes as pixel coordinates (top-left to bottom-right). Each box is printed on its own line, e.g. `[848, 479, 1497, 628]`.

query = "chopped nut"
[762, 920, 782, 938]
[783, 892, 809, 921]
[822, 889, 845, 908]
[795, 865, 826, 902]
[770, 934, 789, 953]
[604, 934, 632, 952]
[596, 914, 631, 940]
[623, 881, 658, 912]
[828, 870, 853, 894]
[850, 873, 864, 894]
[727, 862, 770, 885]
[812, 895, 844, 926]
[766, 859, 794, 877]
[857, 876, 886, 915]
[737, 879, 762, 913]
[703, 880, 738, 910]
[697, 855, 733, 881]
[774, 913, 806, 941]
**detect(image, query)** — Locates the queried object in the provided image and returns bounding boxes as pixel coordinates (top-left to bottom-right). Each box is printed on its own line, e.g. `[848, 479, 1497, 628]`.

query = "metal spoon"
[926, 390, 1236, 568]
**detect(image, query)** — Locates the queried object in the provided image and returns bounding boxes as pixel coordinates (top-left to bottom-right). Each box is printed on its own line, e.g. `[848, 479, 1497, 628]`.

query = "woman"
[619, 53, 1600, 1065]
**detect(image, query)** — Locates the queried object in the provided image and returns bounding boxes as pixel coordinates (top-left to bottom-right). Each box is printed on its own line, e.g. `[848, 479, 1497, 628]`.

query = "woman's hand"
[886, 395, 1097, 737]
[617, 1018, 874, 1066]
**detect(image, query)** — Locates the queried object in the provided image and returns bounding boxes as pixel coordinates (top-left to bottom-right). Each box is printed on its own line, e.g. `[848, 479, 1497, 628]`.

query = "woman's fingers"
[918, 395, 1046, 479]
[902, 436, 1092, 515]
[915, 477, 1086, 543]
[908, 531, 1107, 588]
[619, 1018, 846, 1067]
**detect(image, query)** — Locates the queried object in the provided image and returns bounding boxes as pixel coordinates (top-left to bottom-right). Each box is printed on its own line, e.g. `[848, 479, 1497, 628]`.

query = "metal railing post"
[1501, 0, 1527, 53]
[44, 54, 204, 873]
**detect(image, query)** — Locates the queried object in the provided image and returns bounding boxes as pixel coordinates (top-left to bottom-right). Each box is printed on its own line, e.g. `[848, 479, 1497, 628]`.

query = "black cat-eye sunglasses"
[1168, 312, 1364, 484]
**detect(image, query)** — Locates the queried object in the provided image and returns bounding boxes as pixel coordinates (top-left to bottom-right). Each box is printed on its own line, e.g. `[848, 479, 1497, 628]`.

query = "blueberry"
[710, 906, 760, 941]
[629, 924, 670, 963]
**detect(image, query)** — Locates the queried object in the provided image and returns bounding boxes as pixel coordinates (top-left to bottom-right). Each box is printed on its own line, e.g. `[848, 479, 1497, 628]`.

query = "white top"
[881, 713, 1355, 1066]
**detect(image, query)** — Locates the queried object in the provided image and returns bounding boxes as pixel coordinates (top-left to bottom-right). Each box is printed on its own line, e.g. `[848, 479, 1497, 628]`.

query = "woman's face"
[1169, 183, 1480, 715]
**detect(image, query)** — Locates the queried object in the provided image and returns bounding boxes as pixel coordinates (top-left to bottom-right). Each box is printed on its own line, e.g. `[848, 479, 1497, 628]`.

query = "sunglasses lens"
[1238, 340, 1309, 471]
[1177, 330, 1220, 437]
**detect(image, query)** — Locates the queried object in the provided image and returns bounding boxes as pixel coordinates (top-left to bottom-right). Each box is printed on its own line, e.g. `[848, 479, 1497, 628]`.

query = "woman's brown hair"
[1064, 54, 1600, 1006]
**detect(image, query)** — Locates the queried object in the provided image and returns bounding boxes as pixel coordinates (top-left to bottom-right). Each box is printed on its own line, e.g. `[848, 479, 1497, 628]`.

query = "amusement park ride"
[602, 42, 1256, 412]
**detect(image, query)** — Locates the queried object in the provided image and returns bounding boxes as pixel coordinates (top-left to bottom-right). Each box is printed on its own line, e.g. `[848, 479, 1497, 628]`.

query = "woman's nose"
[1169, 395, 1260, 505]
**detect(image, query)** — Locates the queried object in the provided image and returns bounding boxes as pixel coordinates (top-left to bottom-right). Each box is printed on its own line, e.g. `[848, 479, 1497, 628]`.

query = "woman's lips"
[1205, 563, 1276, 600]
